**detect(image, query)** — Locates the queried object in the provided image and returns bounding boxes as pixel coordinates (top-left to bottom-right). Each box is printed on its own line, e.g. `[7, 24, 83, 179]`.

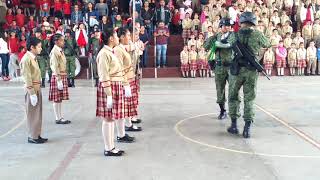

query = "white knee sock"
[53, 103, 60, 120]
[59, 103, 63, 119]
[126, 117, 133, 127]
[115, 119, 125, 138]
[102, 120, 114, 151]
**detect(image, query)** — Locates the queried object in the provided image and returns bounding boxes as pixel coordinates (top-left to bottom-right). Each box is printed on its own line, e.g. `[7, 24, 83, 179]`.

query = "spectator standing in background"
[0, 32, 10, 81]
[71, 5, 83, 25]
[95, 0, 108, 20]
[154, 21, 170, 68]
[139, 26, 150, 68]
[141, 1, 154, 36]
[154, 0, 171, 26]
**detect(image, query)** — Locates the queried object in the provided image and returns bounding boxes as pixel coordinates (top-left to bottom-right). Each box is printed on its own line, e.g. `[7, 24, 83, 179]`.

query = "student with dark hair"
[0, 32, 10, 81]
[20, 37, 48, 144]
[96, 28, 130, 156]
[49, 33, 71, 125]
[115, 27, 142, 134]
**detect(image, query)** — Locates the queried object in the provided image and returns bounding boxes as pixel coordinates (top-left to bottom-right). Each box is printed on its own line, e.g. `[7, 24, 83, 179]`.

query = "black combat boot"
[227, 118, 239, 135]
[71, 78, 75, 87]
[41, 78, 45, 88]
[67, 78, 72, 87]
[218, 103, 227, 120]
[243, 121, 252, 139]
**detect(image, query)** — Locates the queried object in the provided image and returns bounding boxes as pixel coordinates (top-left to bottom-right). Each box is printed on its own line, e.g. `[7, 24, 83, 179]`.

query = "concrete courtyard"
[0, 77, 320, 180]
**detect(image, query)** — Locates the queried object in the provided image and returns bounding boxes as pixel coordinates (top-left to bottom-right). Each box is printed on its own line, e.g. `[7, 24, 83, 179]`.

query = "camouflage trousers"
[66, 56, 76, 78]
[228, 67, 258, 122]
[214, 65, 229, 104]
[37, 56, 48, 79]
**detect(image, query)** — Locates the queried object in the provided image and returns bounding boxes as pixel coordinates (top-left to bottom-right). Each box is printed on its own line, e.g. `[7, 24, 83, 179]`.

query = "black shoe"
[227, 119, 239, 135]
[218, 110, 227, 120]
[243, 121, 251, 139]
[117, 134, 135, 143]
[38, 136, 48, 142]
[28, 137, 45, 144]
[71, 78, 75, 87]
[68, 78, 72, 87]
[104, 148, 125, 156]
[131, 119, 142, 124]
[56, 118, 71, 124]
[125, 125, 142, 132]
[95, 78, 99, 87]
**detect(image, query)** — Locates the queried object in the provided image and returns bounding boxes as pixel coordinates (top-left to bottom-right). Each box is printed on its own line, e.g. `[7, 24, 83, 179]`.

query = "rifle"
[232, 39, 270, 80]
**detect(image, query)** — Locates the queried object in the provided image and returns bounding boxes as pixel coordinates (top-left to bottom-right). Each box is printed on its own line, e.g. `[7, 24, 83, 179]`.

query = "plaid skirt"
[297, 59, 307, 68]
[189, 62, 198, 71]
[182, 29, 191, 39]
[181, 63, 189, 72]
[288, 60, 297, 68]
[198, 60, 208, 70]
[49, 75, 69, 103]
[264, 61, 274, 70]
[124, 80, 138, 118]
[276, 59, 286, 68]
[96, 81, 124, 121]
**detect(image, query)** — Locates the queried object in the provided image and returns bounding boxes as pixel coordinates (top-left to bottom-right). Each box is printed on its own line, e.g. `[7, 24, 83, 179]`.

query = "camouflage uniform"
[89, 37, 101, 86]
[64, 38, 78, 79]
[228, 28, 270, 122]
[204, 18, 235, 119]
[37, 38, 50, 87]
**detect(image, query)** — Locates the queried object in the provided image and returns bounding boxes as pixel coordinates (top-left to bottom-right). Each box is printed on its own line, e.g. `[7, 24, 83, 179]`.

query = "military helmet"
[219, 18, 233, 27]
[239, 11, 257, 26]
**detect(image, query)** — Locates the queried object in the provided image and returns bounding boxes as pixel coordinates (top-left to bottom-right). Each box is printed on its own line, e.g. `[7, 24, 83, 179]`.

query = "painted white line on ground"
[0, 99, 26, 139]
[175, 113, 320, 159]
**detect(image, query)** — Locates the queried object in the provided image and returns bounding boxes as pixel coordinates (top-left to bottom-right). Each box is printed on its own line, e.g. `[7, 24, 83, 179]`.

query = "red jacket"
[63, 2, 71, 15]
[8, 37, 19, 53]
[54, 1, 63, 11]
[40, 1, 51, 11]
[54, 20, 60, 30]
[16, 14, 25, 28]
[27, 20, 36, 31]
[6, 14, 15, 25]
[172, 13, 180, 25]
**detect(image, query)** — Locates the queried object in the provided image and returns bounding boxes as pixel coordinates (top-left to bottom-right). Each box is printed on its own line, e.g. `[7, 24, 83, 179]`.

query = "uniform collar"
[104, 45, 114, 53]
[54, 45, 62, 52]
[27, 51, 36, 60]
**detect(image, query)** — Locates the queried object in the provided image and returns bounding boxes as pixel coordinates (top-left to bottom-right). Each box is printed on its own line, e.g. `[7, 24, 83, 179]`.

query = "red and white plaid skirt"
[197, 60, 207, 70]
[124, 80, 138, 118]
[96, 81, 124, 121]
[49, 75, 69, 103]
[182, 29, 191, 39]
[297, 59, 307, 68]
[264, 61, 274, 70]
[181, 63, 189, 72]
[276, 59, 286, 68]
[189, 61, 198, 71]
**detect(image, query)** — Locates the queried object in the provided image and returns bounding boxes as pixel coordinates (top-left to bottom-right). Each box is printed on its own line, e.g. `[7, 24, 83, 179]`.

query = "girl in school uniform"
[297, 42, 307, 76]
[96, 28, 129, 156]
[197, 47, 207, 78]
[180, 45, 189, 78]
[49, 34, 71, 125]
[287, 43, 298, 76]
[189, 45, 198, 78]
[275, 41, 287, 76]
[263, 47, 275, 76]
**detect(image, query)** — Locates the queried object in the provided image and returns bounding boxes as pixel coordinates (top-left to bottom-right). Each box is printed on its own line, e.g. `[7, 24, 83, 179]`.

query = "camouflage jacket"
[38, 39, 49, 57]
[235, 27, 271, 64]
[204, 32, 236, 64]
[64, 38, 78, 56]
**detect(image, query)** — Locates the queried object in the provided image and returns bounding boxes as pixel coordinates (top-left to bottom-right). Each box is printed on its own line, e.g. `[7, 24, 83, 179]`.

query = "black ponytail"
[101, 28, 115, 46]
[49, 33, 63, 53]
[117, 27, 129, 40]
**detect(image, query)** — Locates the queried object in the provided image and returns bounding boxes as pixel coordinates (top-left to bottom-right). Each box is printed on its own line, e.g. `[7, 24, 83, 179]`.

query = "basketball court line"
[175, 109, 320, 158]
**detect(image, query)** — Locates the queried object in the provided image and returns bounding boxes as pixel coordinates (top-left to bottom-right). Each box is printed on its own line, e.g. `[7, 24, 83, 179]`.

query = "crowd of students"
[177, 0, 320, 77]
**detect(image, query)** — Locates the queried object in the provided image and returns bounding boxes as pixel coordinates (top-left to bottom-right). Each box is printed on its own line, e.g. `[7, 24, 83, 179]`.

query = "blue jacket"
[71, 11, 83, 25]
[317, 48, 320, 60]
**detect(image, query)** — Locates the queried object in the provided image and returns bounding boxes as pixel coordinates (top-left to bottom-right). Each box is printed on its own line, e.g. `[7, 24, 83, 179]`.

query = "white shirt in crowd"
[0, 38, 9, 54]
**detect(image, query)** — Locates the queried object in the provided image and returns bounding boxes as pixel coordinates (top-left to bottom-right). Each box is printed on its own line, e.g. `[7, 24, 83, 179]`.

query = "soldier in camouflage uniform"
[227, 12, 271, 138]
[89, 29, 102, 87]
[204, 18, 235, 120]
[35, 28, 50, 88]
[64, 29, 78, 87]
